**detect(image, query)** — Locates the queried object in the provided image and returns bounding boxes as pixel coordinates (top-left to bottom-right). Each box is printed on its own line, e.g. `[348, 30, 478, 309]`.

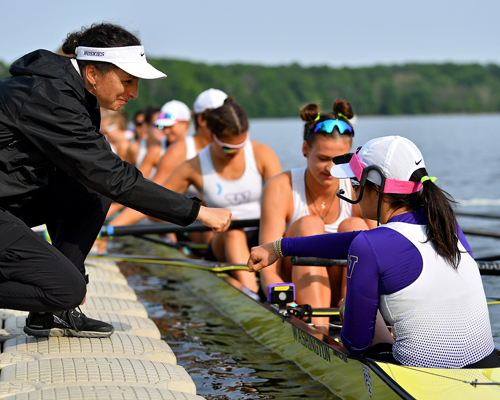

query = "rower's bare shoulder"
[251, 141, 278, 159]
[264, 171, 292, 196]
[165, 139, 187, 155]
[162, 139, 187, 163]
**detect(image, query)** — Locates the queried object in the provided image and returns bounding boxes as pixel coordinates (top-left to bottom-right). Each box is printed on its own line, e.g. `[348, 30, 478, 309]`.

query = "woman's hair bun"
[333, 99, 354, 119]
[61, 32, 82, 55]
[223, 96, 235, 104]
[300, 103, 320, 122]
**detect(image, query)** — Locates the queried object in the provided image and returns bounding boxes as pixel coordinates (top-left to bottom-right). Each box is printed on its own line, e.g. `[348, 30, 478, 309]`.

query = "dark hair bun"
[223, 96, 235, 105]
[61, 32, 82, 55]
[333, 99, 354, 119]
[300, 103, 320, 122]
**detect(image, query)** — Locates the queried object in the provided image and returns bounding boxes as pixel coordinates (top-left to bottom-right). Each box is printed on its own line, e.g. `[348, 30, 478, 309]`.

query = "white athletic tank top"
[136, 138, 148, 167]
[380, 222, 494, 368]
[184, 136, 200, 198]
[199, 141, 263, 220]
[149, 139, 168, 179]
[185, 135, 196, 160]
[286, 167, 354, 233]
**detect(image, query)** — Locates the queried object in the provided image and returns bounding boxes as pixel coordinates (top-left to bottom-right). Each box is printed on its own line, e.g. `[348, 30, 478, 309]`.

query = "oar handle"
[291, 257, 347, 267]
[100, 219, 260, 237]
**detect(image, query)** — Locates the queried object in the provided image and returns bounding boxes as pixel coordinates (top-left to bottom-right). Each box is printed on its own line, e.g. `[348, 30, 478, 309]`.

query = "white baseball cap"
[330, 136, 425, 194]
[154, 100, 191, 127]
[76, 45, 166, 80]
[193, 88, 228, 114]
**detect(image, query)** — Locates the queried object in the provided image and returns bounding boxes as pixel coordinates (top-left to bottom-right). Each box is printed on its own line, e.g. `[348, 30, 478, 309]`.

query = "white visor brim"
[76, 45, 166, 80]
[154, 119, 176, 127]
[330, 163, 356, 179]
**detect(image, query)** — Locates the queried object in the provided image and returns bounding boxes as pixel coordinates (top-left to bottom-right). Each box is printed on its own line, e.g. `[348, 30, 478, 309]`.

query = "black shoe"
[23, 308, 115, 338]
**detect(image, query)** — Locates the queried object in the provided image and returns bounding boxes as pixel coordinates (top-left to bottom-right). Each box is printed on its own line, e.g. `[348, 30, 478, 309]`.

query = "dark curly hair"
[62, 23, 141, 79]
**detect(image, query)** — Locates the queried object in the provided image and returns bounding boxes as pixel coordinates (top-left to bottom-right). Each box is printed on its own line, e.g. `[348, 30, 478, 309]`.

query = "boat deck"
[0, 258, 204, 400]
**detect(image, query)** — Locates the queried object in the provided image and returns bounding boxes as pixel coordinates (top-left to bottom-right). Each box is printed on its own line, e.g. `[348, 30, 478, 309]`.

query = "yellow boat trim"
[376, 362, 500, 399]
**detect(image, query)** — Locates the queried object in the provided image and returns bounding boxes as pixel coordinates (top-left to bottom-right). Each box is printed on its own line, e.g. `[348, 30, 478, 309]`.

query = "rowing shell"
[91, 253, 500, 399]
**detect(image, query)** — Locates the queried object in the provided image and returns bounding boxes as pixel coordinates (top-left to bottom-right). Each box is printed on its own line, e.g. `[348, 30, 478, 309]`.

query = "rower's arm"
[138, 144, 161, 180]
[163, 158, 202, 195]
[258, 173, 292, 291]
[152, 140, 187, 185]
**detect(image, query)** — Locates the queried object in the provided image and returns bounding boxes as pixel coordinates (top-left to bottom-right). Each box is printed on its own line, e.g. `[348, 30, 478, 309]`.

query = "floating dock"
[0, 258, 205, 399]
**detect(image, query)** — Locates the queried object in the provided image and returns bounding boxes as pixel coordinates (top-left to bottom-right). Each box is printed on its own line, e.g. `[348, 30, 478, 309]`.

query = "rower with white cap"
[138, 99, 192, 179]
[248, 135, 499, 369]
[0, 22, 231, 339]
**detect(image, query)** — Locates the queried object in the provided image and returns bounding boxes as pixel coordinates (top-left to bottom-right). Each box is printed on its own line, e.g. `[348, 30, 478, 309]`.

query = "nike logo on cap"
[415, 159, 423, 165]
[140, 52, 145, 57]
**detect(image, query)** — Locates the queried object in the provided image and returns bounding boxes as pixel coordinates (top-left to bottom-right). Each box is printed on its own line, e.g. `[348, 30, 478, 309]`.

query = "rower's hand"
[196, 206, 232, 233]
[247, 242, 277, 272]
[93, 237, 109, 254]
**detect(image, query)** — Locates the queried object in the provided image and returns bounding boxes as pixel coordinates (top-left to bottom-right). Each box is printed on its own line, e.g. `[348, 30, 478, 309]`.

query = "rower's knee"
[288, 215, 324, 236]
[338, 217, 369, 233]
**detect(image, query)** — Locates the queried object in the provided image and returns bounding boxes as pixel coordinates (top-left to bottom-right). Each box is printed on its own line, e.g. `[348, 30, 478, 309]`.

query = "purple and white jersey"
[281, 209, 495, 368]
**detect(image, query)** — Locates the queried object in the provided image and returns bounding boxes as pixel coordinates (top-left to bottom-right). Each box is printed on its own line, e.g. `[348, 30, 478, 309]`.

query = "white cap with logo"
[154, 100, 191, 127]
[76, 46, 166, 80]
[331, 136, 426, 193]
[193, 88, 228, 114]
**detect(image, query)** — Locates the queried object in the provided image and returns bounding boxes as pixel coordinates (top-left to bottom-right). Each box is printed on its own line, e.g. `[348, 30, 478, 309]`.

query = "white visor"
[76, 46, 166, 80]
[330, 163, 356, 179]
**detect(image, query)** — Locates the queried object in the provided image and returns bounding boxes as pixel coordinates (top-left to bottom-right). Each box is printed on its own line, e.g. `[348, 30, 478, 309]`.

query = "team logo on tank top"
[223, 191, 252, 205]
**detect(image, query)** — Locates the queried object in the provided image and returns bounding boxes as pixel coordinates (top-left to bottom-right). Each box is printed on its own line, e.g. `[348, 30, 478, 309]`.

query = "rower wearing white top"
[162, 98, 282, 292]
[139, 100, 191, 179]
[125, 105, 162, 167]
[248, 135, 499, 369]
[103, 89, 228, 248]
[152, 89, 228, 190]
[100, 112, 130, 160]
[259, 99, 375, 330]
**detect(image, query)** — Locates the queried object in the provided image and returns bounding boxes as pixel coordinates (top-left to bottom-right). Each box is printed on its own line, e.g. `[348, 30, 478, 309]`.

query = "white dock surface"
[0, 259, 205, 400]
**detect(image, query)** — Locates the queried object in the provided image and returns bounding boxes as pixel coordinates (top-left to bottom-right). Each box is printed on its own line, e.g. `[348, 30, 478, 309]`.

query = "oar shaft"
[456, 212, 500, 220]
[293, 257, 500, 276]
[461, 227, 500, 239]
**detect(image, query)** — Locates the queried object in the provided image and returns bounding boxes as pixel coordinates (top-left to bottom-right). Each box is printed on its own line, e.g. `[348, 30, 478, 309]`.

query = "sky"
[1, 0, 499, 68]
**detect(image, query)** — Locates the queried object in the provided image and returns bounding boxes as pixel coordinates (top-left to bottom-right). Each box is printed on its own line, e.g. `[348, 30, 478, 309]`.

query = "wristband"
[273, 237, 284, 258]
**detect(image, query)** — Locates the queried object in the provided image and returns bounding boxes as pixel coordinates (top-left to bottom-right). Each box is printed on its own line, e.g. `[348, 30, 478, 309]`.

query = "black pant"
[0, 170, 112, 312]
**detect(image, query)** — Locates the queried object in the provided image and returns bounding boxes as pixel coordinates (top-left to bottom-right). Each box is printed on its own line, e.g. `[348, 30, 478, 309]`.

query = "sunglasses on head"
[305, 119, 354, 141]
[213, 133, 248, 154]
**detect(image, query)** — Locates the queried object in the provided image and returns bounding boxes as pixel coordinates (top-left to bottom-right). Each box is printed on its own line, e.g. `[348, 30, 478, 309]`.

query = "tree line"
[2, 57, 499, 118]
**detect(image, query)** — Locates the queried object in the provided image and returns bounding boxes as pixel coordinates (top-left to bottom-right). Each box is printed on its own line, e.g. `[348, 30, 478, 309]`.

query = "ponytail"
[419, 173, 460, 268]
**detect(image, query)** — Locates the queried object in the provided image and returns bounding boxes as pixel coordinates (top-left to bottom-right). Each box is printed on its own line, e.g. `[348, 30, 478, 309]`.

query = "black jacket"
[0, 50, 199, 226]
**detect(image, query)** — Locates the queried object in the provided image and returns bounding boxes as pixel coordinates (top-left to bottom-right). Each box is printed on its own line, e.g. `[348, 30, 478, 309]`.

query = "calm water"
[113, 114, 500, 399]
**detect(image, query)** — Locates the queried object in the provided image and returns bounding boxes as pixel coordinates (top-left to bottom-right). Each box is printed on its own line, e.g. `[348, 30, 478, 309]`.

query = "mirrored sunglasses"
[213, 134, 248, 154]
[306, 119, 354, 141]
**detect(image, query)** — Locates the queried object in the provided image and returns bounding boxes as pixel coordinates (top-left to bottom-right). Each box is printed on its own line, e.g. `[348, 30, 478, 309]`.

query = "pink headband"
[349, 151, 423, 194]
